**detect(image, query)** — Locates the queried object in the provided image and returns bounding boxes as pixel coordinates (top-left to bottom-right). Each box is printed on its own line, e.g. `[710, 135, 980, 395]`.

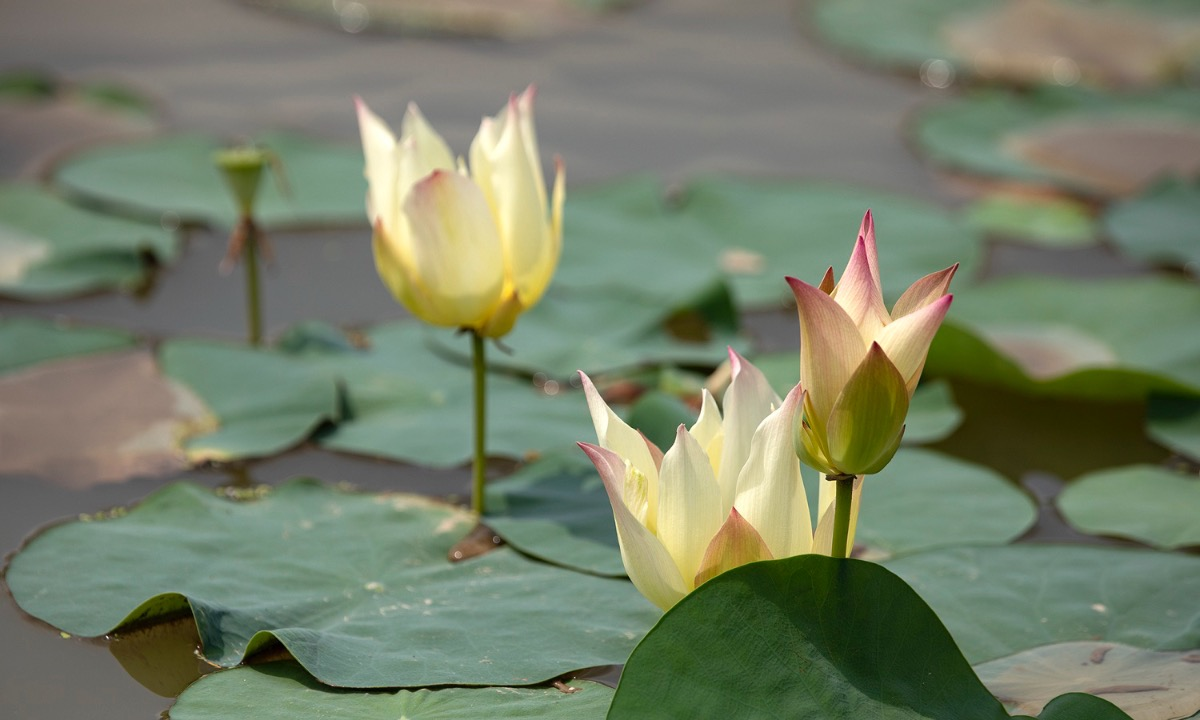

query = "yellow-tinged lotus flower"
[355, 86, 564, 338]
[787, 210, 956, 477]
[579, 350, 848, 611]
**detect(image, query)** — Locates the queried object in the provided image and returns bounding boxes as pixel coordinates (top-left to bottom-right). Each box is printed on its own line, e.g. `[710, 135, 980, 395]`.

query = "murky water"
[0, 0, 1178, 718]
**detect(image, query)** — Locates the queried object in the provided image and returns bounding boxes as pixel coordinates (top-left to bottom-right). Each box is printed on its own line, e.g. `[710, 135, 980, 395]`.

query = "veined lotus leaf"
[559, 175, 979, 310]
[162, 322, 597, 467]
[169, 661, 614, 719]
[5, 480, 659, 688]
[978, 641, 1200, 720]
[884, 544, 1200, 664]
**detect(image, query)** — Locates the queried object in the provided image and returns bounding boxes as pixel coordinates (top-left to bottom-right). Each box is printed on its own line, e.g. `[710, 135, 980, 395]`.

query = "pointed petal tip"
[727, 346, 748, 375]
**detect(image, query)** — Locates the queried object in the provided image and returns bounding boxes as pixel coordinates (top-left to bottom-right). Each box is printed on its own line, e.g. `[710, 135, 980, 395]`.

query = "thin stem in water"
[242, 218, 263, 346]
[470, 330, 487, 516]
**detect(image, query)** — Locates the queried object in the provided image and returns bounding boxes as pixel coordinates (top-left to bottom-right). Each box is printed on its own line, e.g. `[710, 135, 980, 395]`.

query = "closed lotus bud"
[355, 86, 564, 338]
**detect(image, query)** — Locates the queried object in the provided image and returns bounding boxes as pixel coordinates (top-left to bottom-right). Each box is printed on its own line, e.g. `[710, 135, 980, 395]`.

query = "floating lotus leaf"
[169, 662, 613, 720]
[612, 554, 1130, 720]
[1148, 395, 1200, 460]
[484, 451, 622, 577]
[427, 285, 739, 382]
[911, 87, 1200, 198]
[160, 337, 341, 462]
[54, 132, 366, 230]
[884, 545, 1200, 664]
[1104, 177, 1200, 272]
[854, 448, 1035, 560]
[0, 184, 177, 299]
[162, 322, 596, 467]
[811, 0, 1200, 88]
[978, 642, 1200, 720]
[559, 175, 979, 310]
[923, 276, 1200, 400]
[4, 480, 659, 688]
[0, 316, 134, 373]
[962, 193, 1097, 248]
[1057, 465, 1200, 549]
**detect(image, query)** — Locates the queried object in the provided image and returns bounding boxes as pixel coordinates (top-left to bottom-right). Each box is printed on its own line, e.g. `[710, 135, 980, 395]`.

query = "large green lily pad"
[559, 175, 979, 310]
[1148, 395, 1200, 460]
[1104, 177, 1200, 272]
[911, 87, 1200, 198]
[855, 448, 1035, 559]
[811, 0, 1200, 89]
[53, 132, 367, 230]
[977, 642, 1200, 720]
[962, 193, 1097, 249]
[0, 316, 135, 373]
[169, 662, 613, 720]
[1057, 465, 1200, 549]
[429, 285, 739, 382]
[162, 322, 596, 467]
[317, 323, 594, 467]
[160, 338, 341, 462]
[612, 554, 1131, 719]
[923, 276, 1200, 400]
[4, 480, 659, 688]
[884, 544, 1200, 664]
[0, 183, 177, 299]
[485, 451, 622, 577]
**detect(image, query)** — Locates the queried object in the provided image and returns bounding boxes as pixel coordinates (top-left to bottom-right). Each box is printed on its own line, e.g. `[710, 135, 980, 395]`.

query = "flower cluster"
[582, 212, 954, 609]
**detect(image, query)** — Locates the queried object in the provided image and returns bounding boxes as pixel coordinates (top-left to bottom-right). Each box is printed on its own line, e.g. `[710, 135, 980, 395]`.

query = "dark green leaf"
[1033, 692, 1136, 720]
[611, 555, 1009, 719]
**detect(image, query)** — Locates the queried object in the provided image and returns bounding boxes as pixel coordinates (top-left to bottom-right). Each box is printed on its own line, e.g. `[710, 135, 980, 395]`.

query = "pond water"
[1, 0, 1194, 718]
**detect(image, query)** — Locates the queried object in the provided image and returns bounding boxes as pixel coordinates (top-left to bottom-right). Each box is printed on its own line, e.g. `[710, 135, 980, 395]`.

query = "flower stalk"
[215, 145, 282, 347]
[470, 330, 488, 516]
[828, 473, 856, 559]
[240, 218, 263, 346]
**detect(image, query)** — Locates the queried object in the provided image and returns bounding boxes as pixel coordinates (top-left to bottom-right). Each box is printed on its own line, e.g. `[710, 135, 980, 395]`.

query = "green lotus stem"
[470, 330, 487, 516]
[830, 473, 856, 559]
[242, 218, 263, 347]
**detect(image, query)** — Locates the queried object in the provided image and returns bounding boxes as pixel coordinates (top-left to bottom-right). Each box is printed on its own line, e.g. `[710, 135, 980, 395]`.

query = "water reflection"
[107, 615, 212, 698]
